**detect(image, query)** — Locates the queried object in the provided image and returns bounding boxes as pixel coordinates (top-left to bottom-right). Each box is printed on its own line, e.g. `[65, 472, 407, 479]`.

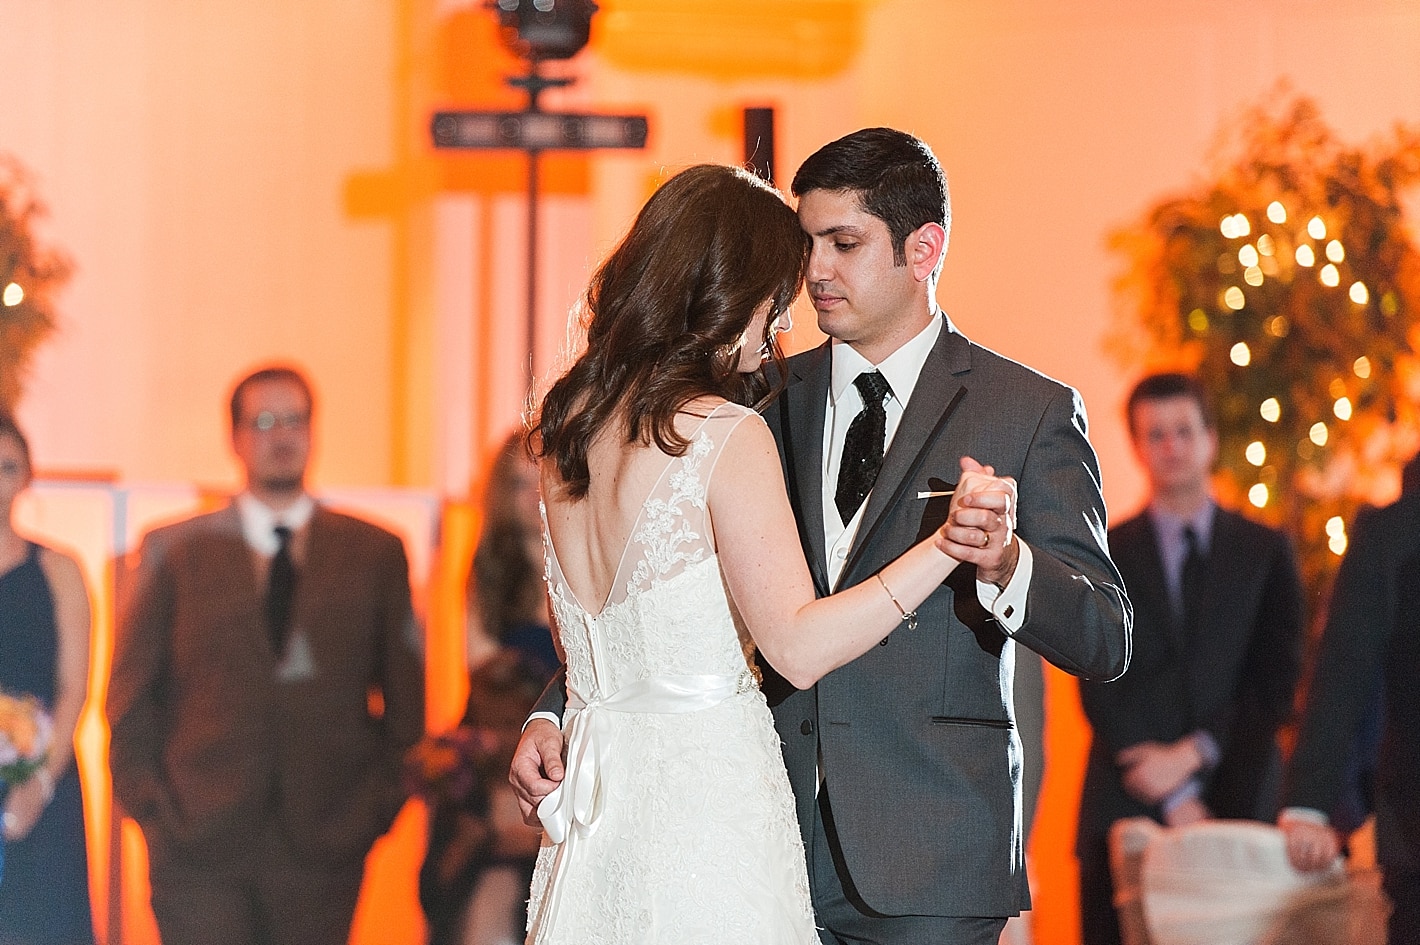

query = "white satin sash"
[536, 669, 756, 844]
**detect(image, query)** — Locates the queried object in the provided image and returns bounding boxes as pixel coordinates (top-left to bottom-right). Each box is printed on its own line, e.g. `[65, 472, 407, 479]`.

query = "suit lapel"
[840, 322, 970, 584]
[781, 344, 832, 594]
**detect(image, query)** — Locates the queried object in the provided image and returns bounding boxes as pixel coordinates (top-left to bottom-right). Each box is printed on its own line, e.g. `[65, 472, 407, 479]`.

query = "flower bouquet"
[0, 690, 52, 788]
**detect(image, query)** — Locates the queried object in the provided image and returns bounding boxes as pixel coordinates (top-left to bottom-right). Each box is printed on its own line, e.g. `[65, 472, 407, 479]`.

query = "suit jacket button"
[800, 720, 813, 735]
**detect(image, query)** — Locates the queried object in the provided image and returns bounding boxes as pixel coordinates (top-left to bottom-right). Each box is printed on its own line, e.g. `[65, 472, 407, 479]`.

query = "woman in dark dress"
[0, 416, 95, 945]
[414, 430, 555, 945]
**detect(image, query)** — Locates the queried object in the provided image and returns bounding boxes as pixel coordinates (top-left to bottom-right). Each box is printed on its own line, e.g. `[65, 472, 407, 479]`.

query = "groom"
[513, 128, 1132, 944]
[757, 127, 1131, 944]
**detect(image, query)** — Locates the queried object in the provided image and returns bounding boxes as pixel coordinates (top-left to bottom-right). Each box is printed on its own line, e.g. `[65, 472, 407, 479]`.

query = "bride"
[514, 164, 1007, 944]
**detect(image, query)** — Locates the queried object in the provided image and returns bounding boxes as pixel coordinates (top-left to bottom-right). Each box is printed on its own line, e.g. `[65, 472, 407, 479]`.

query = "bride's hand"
[935, 457, 1019, 587]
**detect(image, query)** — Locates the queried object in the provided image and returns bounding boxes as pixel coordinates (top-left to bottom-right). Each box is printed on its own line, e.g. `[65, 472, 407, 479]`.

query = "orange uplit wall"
[5, 1, 1420, 944]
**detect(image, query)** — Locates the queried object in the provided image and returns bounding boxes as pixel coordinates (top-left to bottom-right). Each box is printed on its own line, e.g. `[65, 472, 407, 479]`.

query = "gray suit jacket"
[107, 502, 425, 869]
[760, 317, 1131, 917]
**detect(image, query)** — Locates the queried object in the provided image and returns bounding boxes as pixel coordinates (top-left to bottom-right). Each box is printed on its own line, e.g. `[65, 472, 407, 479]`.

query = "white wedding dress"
[525, 402, 818, 945]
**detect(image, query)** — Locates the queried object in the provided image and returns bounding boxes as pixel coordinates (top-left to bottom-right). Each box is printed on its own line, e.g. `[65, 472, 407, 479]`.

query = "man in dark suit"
[761, 126, 1130, 945]
[1076, 372, 1305, 945]
[107, 366, 425, 945]
[1280, 454, 1420, 945]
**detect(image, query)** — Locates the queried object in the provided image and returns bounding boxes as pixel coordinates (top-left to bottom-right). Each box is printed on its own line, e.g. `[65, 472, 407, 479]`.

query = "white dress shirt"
[236, 491, 316, 554]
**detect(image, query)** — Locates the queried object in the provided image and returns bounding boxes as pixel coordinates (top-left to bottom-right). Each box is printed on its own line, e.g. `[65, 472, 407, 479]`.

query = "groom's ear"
[908, 222, 947, 282]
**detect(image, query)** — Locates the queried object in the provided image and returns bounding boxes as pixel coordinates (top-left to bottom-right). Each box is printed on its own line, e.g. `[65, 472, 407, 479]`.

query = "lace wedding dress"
[525, 402, 818, 945]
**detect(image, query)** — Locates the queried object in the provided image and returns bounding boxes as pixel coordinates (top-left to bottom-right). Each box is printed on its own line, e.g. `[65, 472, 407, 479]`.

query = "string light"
[1239, 244, 1259, 267]
[1244, 266, 1264, 286]
[2, 283, 22, 307]
[1188, 308, 1209, 332]
[1230, 342, 1252, 365]
[1267, 201, 1287, 224]
[1296, 244, 1316, 267]
[1257, 234, 1276, 255]
[1353, 356, 1372, 378]
[1249, 483, 1269, 507]
[1350, 281, 1369, 304]
[1320, 264, 1340, 287]
[1246, 441, 1267, 465]
[1260, 398, 1281, 422]
[1223, 286, 1246, 310]
[1334, 397, 1353, 420]
[1326, 515, 1347, 556]
[1308, 216, 1327, 239]
[1220, 213, 1251, 238]
[1309, 421, 1329, 446]
[1266, 315, 1290, 337]
[1326, 240, 1345, 263]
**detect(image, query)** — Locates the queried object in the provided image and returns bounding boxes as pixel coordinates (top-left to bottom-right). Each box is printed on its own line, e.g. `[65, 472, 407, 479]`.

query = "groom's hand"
[510, 718, 566, 826]
[939, 456, 1019, 587]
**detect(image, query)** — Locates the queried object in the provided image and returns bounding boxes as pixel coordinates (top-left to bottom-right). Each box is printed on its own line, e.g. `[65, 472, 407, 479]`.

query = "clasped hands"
[938, 456, 1020, 588]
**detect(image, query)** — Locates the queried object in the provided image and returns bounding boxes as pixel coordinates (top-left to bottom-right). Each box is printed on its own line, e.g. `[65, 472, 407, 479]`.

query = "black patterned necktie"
[266, 524, 297, 654]
[1179, 525, 1206, 637]
[835, 371, 893, 525]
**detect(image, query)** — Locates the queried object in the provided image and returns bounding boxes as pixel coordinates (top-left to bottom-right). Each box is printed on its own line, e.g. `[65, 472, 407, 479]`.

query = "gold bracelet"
[876, 573, 918, 631]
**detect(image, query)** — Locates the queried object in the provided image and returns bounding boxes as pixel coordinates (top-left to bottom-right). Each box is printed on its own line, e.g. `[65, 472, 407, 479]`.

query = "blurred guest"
[415, 430, 556, 944]
[106, 366, 424, 945]
[464, 431, 557, 679]
[412, 651, 546, 945]
[1077, 373, 1305, 945]
[1281, 450, 1420, 945]
[0, 415, 95, 944]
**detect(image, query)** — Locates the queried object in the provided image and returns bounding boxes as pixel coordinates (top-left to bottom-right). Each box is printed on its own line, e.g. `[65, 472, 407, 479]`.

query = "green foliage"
[1110, 93, 1420, 599]
[0, 155, 72, 414]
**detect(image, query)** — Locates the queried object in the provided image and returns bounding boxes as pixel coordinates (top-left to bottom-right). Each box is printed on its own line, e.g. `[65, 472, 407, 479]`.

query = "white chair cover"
[1138, 820, 1343, 945]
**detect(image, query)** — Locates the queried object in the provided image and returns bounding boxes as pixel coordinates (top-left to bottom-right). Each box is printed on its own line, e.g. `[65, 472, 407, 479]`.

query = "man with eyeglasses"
[107, 365, 425, 945]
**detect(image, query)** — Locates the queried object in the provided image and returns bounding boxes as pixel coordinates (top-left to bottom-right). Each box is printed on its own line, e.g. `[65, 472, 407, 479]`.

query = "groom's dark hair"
[792, 127, 950, 265]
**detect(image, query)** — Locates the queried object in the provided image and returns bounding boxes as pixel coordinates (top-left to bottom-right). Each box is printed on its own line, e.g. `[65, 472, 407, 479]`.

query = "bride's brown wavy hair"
[534, 164, 808, 499]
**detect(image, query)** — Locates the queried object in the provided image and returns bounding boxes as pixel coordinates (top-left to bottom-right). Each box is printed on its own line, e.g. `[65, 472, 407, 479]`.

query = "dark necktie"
[266, 524, 297, 654]
[835, 371, 893, 525]
[1179, 525, 1206, 638]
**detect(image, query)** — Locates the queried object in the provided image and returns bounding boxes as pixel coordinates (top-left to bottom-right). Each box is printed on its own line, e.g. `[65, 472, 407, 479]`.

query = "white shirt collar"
[829, 313, 945, 408]
[236, 492, 316, 556]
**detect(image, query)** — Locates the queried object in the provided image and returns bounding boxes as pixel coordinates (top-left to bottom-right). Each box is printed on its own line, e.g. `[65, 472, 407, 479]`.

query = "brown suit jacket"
[107, 502, 424, 869]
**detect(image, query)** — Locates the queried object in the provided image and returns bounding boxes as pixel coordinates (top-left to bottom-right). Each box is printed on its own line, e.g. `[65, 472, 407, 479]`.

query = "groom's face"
[797, 187, 926, 361]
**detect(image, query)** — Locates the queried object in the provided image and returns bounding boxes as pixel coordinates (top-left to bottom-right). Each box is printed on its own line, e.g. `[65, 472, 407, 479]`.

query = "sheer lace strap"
[607, 402, 760, 607]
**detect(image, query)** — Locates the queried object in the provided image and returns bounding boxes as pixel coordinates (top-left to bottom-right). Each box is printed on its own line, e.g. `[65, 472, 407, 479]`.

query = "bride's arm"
[709, 415, 990, 690]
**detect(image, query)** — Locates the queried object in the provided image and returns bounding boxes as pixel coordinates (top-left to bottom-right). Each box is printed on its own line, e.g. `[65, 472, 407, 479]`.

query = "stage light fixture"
[494, 0, 598, 62]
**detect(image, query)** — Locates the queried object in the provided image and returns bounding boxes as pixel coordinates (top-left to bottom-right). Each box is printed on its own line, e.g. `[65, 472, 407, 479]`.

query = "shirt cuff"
[1161, 777, 1202, 815]
[976, 539, 1033, 634]
[1279, 807, 1331, 827]
[1190, 730, 1221, 771]
[524, 711, 561, 732]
